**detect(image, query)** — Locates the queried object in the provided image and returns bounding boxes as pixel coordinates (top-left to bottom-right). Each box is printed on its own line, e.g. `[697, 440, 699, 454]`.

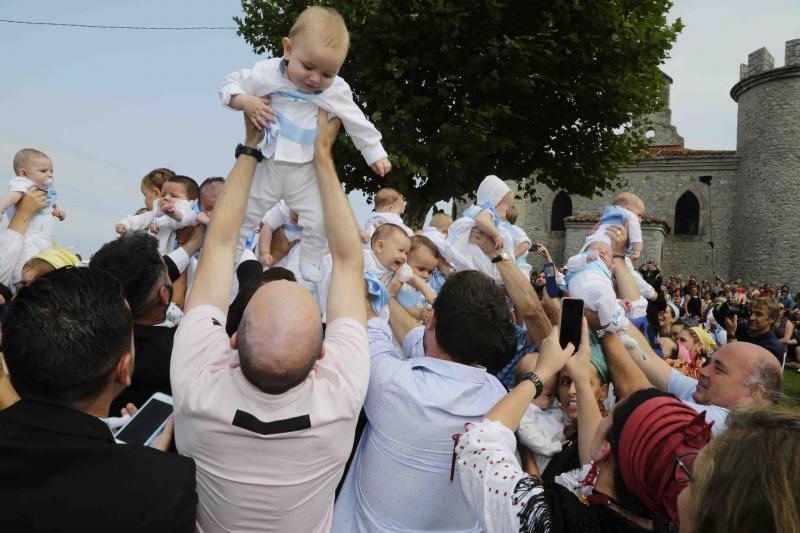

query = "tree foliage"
[235, 0, 682, 225]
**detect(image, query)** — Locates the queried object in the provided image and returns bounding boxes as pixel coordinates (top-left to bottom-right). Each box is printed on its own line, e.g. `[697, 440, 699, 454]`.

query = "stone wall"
[730, 41, 800, 285]
[516, 152, 739, 279]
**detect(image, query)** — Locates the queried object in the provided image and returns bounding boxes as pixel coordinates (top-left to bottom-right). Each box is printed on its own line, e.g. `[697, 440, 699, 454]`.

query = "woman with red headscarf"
[456, 327, 713, 532]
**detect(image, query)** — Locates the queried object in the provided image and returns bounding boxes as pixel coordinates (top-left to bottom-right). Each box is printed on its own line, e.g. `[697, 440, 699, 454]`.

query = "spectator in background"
[683, 285, 702, 320]
[774, 302, 795, 352]
[0, 267, 196, 532]
[669, 288, 683, 311]
[758, 282, 775, 298]
[701, 290, 713, 317]
[777, 284, 794, 308]
[723, 296, 785, 364]
[639, 260, 662, 292]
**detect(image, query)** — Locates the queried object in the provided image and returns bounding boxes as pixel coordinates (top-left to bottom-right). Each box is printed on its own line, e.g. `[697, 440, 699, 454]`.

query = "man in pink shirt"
[170, 111, 368, 532]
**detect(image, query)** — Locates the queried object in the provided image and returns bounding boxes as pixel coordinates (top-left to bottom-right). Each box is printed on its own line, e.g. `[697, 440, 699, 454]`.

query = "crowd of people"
[1, 5, 799, 533]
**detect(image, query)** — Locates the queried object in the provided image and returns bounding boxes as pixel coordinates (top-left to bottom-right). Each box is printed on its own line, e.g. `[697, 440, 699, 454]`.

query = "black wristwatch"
[235, 143, 264, 162]
[491, 251, 510, 264]
[612, 254, 626, 260]
[519, 372, 544, 398]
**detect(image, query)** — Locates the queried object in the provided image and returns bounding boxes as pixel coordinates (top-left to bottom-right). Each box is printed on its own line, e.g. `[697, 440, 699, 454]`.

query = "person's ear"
[594, 440, 612, 464]
[230, 331, 238, 351]
[425, 310, 436, 331]
[374, 239, 384, 253]
[282, 37, 293, 59]
[159, 286, 170, 306]
[18, 169, 28, 177]
[114, 352, 133, 387]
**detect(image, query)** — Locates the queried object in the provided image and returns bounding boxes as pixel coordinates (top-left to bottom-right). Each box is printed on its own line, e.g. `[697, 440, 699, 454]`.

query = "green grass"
[781, 369, 800, 407]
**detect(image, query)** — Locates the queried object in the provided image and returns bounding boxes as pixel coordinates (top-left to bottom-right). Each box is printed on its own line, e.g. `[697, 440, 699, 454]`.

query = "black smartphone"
[532, 243, 541, 252]
[559, 298, 584, 350]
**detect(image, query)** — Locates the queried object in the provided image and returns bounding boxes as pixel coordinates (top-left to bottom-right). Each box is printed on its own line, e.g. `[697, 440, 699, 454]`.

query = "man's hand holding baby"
[605, 224, 629, 257]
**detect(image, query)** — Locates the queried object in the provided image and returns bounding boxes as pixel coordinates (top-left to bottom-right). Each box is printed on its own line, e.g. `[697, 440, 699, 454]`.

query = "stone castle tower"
[730, 41, 800, 283]
[508, 37, 800, 286]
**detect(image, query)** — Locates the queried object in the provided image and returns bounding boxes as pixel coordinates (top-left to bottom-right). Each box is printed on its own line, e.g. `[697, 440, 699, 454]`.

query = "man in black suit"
[0, 267, 196, 532]
[91, 230, 203, 415]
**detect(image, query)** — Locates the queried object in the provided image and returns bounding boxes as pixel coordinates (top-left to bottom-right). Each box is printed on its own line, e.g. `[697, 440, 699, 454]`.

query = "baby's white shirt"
[219, 57, 387, 165]
[118, 199, 197, 232]
[5, 176, 53, 221]
[585, 205, 643, 251]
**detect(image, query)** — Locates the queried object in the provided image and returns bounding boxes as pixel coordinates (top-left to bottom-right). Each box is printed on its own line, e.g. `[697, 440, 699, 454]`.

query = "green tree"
[235, 0, 682, 225]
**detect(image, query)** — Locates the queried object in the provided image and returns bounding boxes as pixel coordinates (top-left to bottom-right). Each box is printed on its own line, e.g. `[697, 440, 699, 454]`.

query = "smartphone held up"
[559, 298, 584, 350]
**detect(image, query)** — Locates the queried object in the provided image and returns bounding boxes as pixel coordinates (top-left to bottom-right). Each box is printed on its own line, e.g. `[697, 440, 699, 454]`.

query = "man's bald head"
[695, 342, 782, 407]
[236, 281, 324, 394]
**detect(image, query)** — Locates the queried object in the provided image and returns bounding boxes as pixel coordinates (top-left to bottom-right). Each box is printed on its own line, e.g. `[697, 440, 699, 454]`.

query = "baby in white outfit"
[446, 175, 515, 284]
[1, 149, 66, 284]
[361, 187, 414, 246]
[116, 175, 199, 254]
[219, 6, 390, 284]
[257, 200, 305, 283]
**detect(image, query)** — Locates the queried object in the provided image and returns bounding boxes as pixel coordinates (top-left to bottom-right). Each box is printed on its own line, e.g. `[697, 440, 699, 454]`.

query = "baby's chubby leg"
[282, 162, 326, 284]
[236, 158, 283, 259]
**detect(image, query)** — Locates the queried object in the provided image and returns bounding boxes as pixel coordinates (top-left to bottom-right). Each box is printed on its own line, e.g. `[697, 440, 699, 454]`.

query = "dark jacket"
[110, 324, 177, 415]
[736, 325, 785, 363]
[0, 399, 197, 533]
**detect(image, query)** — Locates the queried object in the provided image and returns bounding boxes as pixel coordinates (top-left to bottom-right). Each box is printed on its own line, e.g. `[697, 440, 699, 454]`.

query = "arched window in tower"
[674, 191, 700, 235]
[550, 191, 572, 231]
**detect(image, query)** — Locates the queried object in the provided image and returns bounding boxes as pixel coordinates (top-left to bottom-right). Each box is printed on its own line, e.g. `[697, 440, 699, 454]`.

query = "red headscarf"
[617, 396, 713, 525]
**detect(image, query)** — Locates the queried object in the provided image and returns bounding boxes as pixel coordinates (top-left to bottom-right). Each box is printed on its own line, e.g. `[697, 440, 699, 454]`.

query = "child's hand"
[115, 223, 128, 235]
[371, 157, 392, 177]
[621, 299, 633, 311]
[235, 94, 277, 131]
[52, 206, 66, 221]
[359, 229, 371, 245]
[149, 223, 160, 234]
[259, 252, 274, 267]
[196, 212, 211, 226]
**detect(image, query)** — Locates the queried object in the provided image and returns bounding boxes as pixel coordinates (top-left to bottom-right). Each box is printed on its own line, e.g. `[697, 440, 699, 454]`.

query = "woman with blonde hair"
[667, 326, 716, 379]
[678, 406, 800, 533]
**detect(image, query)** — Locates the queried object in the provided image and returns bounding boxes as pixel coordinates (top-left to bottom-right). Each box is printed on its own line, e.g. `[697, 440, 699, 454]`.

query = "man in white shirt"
[171, 111, 368, 532]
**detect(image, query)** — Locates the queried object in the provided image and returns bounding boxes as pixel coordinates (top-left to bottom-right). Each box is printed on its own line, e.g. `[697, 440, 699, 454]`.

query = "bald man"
[604, 326, 782, 434]
[170, 110, 368, 532]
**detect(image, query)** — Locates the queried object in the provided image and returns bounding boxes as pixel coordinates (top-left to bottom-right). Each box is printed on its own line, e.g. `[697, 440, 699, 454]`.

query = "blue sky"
[1, 0, 799, 255]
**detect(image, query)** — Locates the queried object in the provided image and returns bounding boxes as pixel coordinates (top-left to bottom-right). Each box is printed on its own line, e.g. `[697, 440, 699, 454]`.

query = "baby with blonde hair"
[219, 5, 391, 284]
[2, 148, 66, 284]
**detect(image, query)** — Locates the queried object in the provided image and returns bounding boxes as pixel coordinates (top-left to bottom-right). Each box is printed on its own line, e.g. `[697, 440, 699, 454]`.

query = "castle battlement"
[739, 39, 800, 80]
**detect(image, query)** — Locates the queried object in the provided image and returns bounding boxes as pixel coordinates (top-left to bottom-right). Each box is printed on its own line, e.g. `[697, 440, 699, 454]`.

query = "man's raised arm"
[470, 229, 551, 344]
[186, 116, 264, 313]
[316, 111, 366, 326]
